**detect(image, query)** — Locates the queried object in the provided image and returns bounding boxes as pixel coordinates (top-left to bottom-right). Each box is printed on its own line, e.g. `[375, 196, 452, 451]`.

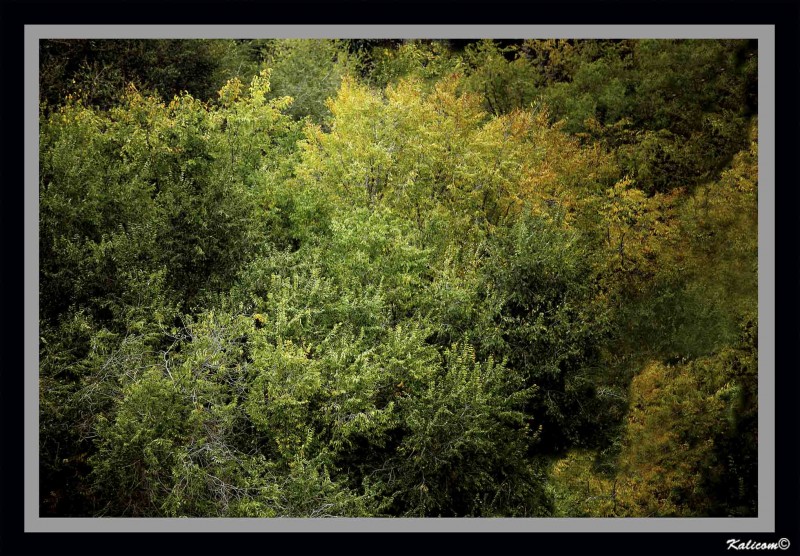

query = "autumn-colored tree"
[39, 39, 758, 518]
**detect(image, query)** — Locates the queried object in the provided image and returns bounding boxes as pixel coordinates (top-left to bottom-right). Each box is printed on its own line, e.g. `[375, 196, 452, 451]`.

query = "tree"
[478, 213, 619, 454]
[539, 39, 756, 194]
[39, 70, 299, 514]
[257, 39, 359, 124]
[39, 39, 759, 519]
[551, 323, 757, 518]
[40, 39, 256, 111]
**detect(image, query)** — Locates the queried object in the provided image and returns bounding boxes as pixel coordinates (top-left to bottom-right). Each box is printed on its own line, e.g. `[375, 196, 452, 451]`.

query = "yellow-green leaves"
[297, 73, 615, 235]
[551, 350, 755, 517]
[246, 337, 320, 457]
[41, 39, 759, 519]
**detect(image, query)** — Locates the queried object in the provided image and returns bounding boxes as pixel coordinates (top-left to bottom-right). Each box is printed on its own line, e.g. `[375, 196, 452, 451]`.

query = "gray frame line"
[25, 24, 775, 533]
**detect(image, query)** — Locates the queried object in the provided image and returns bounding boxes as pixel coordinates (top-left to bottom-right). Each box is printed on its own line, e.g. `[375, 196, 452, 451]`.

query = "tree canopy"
[40, 38, 757, 518]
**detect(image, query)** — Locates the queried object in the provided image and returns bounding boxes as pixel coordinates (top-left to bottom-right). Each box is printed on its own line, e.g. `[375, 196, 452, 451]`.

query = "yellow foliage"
[551, 356, 740, 517]
[296, 73, 618, 234]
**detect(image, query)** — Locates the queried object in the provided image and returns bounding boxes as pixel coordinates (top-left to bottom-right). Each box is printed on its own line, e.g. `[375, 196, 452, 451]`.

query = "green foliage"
[296, 73, 616, 233]
[551, 316, 757, 517]
[257, 39, 359, 123]
[607, 122, 758, 362]
[40, 39, 758, 518]
[39, 70, 299, 514]
[540, 39, 756, 194]
[542, 55, 631, 134]
[39, 313, 174, 515]
[461, 40, 541, 115]
[376, 343, 550, 517]
[480, 214, 619, 453]
[87, 311, 375, 516]
[40, 70, 298, 318]
[548, 126, 757, 515]
[40, 39, 257, 111]
[367, 40, 462, 90]
[86, 294, 552, 516]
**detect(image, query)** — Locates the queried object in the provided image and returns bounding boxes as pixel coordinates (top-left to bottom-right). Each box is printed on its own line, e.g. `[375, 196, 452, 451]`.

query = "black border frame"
[2, 1, 798, 555]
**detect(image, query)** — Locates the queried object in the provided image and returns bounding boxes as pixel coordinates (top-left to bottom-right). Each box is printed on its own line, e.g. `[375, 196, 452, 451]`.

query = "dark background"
[1, 0, 798, 554]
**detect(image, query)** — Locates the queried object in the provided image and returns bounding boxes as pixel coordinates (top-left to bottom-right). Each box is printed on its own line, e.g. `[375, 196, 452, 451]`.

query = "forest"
[39, 38, 758, 518]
